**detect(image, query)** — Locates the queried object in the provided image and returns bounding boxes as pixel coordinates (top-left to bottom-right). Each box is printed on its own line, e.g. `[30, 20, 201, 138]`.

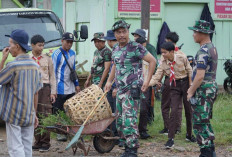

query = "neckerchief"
[32, 56, 42, 65]
[169, 61, 176, 87]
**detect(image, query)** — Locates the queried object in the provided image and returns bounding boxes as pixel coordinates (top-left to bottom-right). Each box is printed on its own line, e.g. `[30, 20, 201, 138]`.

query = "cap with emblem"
[188, 20, 214, 34]
[111, 20, 130, 32]
[62, 32, 74, 41]
[91, 32, 105, 42]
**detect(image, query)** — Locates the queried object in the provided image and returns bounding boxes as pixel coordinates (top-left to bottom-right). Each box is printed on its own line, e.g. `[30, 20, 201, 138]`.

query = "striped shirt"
[0, 54, 43, 126]
[52, 47, 79, 95]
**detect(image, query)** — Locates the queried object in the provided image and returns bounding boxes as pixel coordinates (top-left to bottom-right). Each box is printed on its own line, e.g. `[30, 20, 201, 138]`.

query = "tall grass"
[143, 93, 232, 147]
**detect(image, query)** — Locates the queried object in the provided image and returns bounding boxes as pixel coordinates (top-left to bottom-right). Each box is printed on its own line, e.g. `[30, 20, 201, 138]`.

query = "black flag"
[200, 4, 215, 40]
[156, 22, 170, 55]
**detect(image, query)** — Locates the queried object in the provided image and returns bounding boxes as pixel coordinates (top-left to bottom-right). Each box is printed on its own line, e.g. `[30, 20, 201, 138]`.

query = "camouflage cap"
[111, 19, 130, 32]
[91, 32, 105, 42]
[188, 20, 214, 34]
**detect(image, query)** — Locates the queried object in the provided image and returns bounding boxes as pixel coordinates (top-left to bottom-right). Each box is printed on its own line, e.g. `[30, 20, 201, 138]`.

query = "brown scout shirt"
[30, 53, 56, 94]
[149, 52, 192, 86]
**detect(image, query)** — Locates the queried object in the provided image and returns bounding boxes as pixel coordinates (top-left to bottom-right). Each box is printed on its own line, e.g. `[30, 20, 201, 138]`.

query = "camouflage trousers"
[116, 90, 140, 148]
[192, 82, 218, 148]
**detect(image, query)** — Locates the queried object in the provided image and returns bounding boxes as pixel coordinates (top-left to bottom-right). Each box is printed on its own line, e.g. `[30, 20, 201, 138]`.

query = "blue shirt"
[0, 54, 43, 126]
[52, 47, 79, 94]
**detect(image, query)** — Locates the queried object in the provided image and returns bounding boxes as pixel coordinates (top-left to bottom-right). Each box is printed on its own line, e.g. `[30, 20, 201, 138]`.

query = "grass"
[49, 93, 232, 149]
[143, 93, 232, 147]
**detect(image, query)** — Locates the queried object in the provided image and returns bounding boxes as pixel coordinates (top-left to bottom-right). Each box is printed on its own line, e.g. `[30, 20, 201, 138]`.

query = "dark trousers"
[161, 77, 182, 131]
[34, 85, 52, 147]
[138, 87, 152, 133]
[107, 88, 118, 136]
[52, 93, 75, 114]
[168, 77, 193, 139]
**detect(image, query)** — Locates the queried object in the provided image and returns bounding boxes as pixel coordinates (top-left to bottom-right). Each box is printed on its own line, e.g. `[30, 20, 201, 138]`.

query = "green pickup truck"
[0, 8, 88, 124]
[0, 8, 64, 61]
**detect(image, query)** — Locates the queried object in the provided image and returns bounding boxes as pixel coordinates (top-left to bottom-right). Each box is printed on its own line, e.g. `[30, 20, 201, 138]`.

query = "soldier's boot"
[127, 148, 137, 157]
[120, 147, 137, 157]
[199, 147, 213, 157]
[211, 142, 216, 157]
[120, 146, 129, 157]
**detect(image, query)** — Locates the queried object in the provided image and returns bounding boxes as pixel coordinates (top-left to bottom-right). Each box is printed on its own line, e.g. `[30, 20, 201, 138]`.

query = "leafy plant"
[36, 111, 74, 135]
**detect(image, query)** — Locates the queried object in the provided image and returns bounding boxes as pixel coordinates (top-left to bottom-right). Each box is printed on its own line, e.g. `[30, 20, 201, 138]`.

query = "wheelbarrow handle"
[82, 92, 107, 126]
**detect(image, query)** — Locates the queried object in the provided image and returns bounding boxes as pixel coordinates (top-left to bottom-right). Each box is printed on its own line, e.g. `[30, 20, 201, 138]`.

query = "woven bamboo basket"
[63, 84, 112, 125]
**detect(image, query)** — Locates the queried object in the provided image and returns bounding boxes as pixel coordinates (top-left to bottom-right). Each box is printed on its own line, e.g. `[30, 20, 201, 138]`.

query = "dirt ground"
[0, 125, 232, 157]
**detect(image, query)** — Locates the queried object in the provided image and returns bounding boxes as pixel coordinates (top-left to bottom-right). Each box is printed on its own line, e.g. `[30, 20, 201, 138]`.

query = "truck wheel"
[224, 77, 232, 94]
[93, 129, 115, 154]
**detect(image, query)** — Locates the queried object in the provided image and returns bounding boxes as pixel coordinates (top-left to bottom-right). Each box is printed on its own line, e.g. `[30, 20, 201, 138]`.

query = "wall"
[1, 0, 21, 8]
[37, 0, 64, 26]
[67, 0, 232, 85]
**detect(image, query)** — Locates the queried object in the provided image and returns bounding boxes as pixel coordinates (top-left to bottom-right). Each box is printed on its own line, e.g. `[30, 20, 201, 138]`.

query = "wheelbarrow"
[45, 113, 119, 156]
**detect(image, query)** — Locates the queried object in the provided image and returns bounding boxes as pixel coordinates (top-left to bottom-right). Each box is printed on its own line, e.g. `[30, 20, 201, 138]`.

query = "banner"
[118, 0, 161, 18]
[215, 0, 232, 19]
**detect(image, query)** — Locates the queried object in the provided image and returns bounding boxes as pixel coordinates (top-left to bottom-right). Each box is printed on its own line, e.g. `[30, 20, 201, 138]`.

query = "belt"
[43, 83, 50, 87]
[175, 77, 188, 82]
[165, 76, 169, 80]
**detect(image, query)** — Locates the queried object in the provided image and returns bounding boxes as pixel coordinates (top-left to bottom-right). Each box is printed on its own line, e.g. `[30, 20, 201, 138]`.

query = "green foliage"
[36, 111, 74, 135]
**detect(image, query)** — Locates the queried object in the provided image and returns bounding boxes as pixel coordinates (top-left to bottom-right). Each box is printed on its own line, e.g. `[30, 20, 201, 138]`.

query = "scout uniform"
[188, 20, 218, 155]
[31, 53, 56, 149]
[159, 47, 186, 134]
[150, 49, 193, 148]
[90, 32, 112, 86]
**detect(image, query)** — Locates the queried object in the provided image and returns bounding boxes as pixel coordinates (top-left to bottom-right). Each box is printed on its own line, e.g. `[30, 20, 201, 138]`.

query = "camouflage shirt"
[192, 43, 218, 82]
[146, 43, 157, 61]
[91, 46, 112, 84]
[112, 41, 148, 93]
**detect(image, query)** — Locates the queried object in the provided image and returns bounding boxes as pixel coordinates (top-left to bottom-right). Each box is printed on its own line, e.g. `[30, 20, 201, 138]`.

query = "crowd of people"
[0, 19, 218, 157]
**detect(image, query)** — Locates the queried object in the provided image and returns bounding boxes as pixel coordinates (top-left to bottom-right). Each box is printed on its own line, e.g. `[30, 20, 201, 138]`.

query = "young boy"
[31, 34, 56, 152]
[149, 42, 193, 148]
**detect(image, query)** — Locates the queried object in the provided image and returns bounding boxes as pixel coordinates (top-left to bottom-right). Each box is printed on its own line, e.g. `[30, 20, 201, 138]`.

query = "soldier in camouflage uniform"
[105, 20, 156, 157]
[85, 32, 112, 89]
[188, 20, 218, 157]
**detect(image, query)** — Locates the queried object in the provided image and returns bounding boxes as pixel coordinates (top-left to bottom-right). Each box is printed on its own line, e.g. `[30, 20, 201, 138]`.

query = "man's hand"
[2, 47, 10, 61]
[0, 47, 10, 70]
[104, 82, 112, 92]
[112, 88, 117, 98]
[84, 80, 90, 88]
[187, 88, 194, 101]
[98, 82, 103, 89]
[141, 81, 149, 92]
[34, 116, 39, 128]
[156, 82, 162, 89]
[50, 94, 56, 103]
[76, 86, 81, 93]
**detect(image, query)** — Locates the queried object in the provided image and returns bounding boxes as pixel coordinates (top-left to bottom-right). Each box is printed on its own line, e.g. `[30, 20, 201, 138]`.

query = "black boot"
[127, 148, 138, 157]
[199, 147, 213, 157]
[211, 143, 216, 157]
[120, 147, 137, 157]
[140, 131, 151, 139]
[120, 146, 129, 157]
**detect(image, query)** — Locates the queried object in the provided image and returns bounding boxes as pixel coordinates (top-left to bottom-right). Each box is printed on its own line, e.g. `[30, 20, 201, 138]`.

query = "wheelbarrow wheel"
[93, 129, 115, 154]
